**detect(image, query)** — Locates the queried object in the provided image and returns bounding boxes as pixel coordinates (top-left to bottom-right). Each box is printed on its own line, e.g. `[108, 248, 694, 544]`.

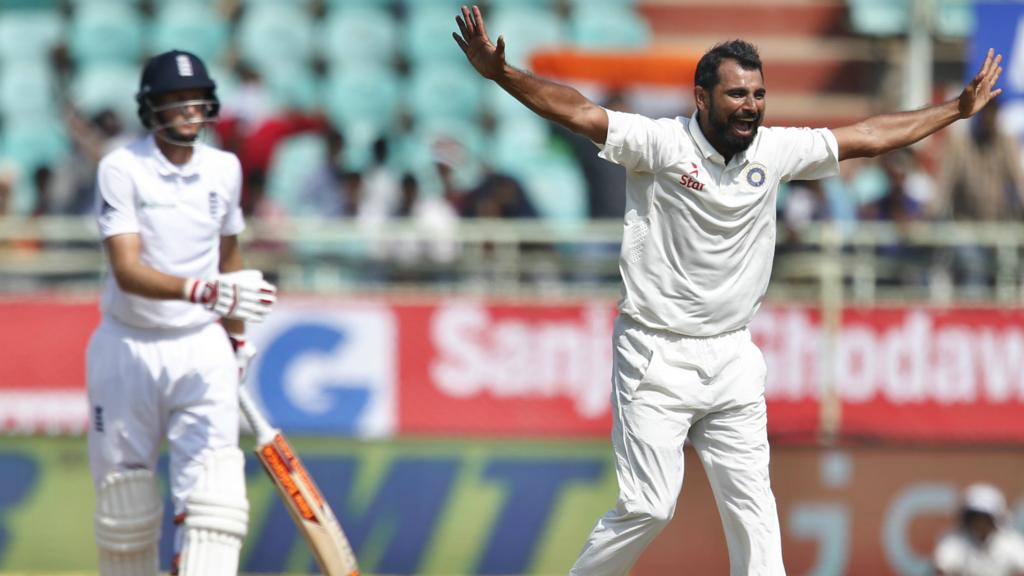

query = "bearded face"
[696, 59, 766, 158]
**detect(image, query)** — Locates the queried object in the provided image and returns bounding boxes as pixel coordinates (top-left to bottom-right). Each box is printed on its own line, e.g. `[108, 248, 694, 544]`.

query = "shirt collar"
[687, 111, 757, 167]
[144, 134, 204, 178]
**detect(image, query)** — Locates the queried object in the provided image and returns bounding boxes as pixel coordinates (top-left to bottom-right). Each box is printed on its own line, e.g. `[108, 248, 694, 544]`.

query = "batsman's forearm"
[495, 65, 606, 143]
[857, 100, 961, 155]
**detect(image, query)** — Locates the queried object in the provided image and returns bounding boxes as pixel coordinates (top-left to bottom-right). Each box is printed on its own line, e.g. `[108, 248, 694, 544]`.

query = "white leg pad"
[177, 447, 249, 576]
[94, 469, 163, 576]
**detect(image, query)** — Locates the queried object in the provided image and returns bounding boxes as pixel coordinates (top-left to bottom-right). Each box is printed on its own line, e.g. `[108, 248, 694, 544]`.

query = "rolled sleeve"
[597, 109, 681, 173]
[772, 127, 840, 182]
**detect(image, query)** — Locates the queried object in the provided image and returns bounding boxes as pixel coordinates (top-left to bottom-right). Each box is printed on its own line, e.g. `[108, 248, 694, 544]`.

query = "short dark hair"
[694, 40, 763, 91]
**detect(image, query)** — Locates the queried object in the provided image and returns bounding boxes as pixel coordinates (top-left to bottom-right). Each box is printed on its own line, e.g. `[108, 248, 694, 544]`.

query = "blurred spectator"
[297, 127, 349, 217]
[216, 64, 328, 214]
[933, 483, 1024, 576]
[859, 149, 933, 224]
[461, 171, 537, 218]
[858, 150, 934, 285]
[360, 136, 401, 221]
[379, 173, 459, 279]
[929, 101, 1024, 292]
[555, 91, 630, 218]
[932, 100, 1024, 221]
[53, 107, 133, 215]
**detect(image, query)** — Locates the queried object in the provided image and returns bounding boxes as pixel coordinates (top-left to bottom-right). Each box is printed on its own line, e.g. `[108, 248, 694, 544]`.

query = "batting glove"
[228, 332, 257, 383]
[184, 269, 277, 322]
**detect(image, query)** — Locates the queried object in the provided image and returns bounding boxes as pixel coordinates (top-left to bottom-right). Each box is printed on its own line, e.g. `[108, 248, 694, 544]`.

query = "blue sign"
[248, 308, 397, 437]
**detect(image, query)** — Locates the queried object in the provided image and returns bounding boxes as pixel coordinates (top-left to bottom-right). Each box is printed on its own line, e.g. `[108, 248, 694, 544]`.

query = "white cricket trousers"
[570, 315, 785, 576]
[86, 317, 240, 514]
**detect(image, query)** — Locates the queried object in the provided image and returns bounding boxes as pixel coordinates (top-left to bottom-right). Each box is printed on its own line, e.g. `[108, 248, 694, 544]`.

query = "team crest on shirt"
[208, 191, 219, 219]
[742, 163, 768, 192]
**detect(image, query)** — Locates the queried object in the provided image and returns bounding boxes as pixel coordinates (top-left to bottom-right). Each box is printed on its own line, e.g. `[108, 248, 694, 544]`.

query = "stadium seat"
[511, 153, 587, 225]
[321, 64, 401, 137]
[488, 116, 551, 173]
[0, 9, 63, 63]
[0, 63, 58, 121]
[847, 0, 910, 36]
[482, 82, 538, 123]
[319, 7, 400, 68]
[68, 2, 144, 65]
[236, 4, 315, 73]
[265, 133, 326, 216]
[406, 63, 485, 123]
[486, 7, 566, 68]
[569, 8, 651, 49]
[149, 3, 230, 66]
[0, 119, 69, 214]
[935, 0, 974, 39]
[69, 63, 139, 122]
[404, 4, 469, 66]
[260, 63, 320, 112]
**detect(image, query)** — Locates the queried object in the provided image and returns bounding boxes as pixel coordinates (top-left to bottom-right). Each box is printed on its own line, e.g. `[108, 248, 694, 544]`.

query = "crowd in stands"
[0, 0, 1019, 292]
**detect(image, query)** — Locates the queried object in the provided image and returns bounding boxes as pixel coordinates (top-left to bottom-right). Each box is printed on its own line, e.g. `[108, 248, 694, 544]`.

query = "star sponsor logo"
[679, 162, 705, 192]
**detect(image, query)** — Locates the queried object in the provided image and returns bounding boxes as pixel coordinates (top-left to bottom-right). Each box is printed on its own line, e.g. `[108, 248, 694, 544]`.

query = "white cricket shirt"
[934, 528, 1024, 576]
[598, 110, 839, 337]
[96, 135, 245, 330]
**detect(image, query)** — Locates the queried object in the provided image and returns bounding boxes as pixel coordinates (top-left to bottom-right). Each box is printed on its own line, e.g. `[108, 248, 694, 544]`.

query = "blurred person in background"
[930, 99, 1024, 291]
[933, 483, 1024, 576]
[86, 50, 276, 576]
[453, 5, 1004, 574]
[858, 150, 935, 285]
[53, 107, 134, 216]
[298, 125, 351, 217]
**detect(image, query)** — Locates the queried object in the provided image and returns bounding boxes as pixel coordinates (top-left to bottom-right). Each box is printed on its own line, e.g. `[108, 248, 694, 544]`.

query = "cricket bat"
[238, 386, 360, 576]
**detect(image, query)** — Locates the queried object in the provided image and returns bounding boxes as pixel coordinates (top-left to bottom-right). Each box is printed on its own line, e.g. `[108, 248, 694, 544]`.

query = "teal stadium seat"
[70, 64, 139, 121]
[261, 63, 320, 112]
[847, 0, 910, 36]
[483, 82, 538, 123]
[487, 7, 566, 68]
[236, 4, 315, 73]
[0, 9, 63, 62]
[266, 133, 326, 216]
[321, 64, 400, 141]
[320, 7, 400, 68]
[0, 119, 69, 214]
[569, 8, 651, 49]
[0, 63, 58, 121]
[512, 153, 587, 226]
[935, 0, 974, 39]
[68, 2, 144, 65]
[406, 63, 484, 123]
[568, 0, 636, 7]
[488, 116, 551, 173]
[150, 3, 230, 66]
[405, 5, 468, 65]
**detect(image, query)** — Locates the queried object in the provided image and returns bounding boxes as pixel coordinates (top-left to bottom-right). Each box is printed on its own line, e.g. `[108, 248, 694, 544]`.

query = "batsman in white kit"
[453, 5, 1004, 574]
[86, 50, 276, 575]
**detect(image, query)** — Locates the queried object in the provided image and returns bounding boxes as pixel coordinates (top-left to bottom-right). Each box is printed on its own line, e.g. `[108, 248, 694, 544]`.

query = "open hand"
[959, 48, 1003, 119]
[453, 5, 506, 80]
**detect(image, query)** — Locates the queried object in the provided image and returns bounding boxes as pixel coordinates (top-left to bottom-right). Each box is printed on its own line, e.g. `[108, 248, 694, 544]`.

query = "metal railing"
[2, 216, 1024, 305]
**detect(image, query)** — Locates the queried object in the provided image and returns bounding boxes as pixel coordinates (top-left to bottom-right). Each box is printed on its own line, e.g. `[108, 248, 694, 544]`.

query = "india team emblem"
[743, 163, 768, 191]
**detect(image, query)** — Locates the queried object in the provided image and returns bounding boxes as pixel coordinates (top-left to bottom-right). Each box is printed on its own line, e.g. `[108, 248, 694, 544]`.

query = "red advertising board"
[2, 297, 1023, 441]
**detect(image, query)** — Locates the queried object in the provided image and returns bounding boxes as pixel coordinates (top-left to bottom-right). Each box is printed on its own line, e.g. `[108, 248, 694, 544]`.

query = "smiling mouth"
[731, 118, 758, 136]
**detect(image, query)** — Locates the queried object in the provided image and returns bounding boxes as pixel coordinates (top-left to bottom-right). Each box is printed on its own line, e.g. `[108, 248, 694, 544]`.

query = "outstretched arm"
[453, 5, 608, 144]
[833, 48, 1003, 161]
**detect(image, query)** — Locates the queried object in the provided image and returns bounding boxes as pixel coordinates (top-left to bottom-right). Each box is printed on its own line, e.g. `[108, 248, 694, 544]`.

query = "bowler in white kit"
[453, 5, 1004, 574]
[86, 50, 276, 575]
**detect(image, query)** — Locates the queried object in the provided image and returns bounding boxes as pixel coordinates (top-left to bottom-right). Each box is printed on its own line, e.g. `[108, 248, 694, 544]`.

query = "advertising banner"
[3, 298, 1024, 441]
[1, 437, 1021, 575]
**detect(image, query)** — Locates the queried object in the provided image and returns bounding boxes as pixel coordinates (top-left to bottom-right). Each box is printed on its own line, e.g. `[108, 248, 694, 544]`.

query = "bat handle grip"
[238, 386, 278, 446]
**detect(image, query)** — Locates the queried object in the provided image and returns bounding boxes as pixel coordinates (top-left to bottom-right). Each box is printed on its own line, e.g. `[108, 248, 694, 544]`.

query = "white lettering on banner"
[753, 309, 1024, 405]
[429, 302, 614, 417]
